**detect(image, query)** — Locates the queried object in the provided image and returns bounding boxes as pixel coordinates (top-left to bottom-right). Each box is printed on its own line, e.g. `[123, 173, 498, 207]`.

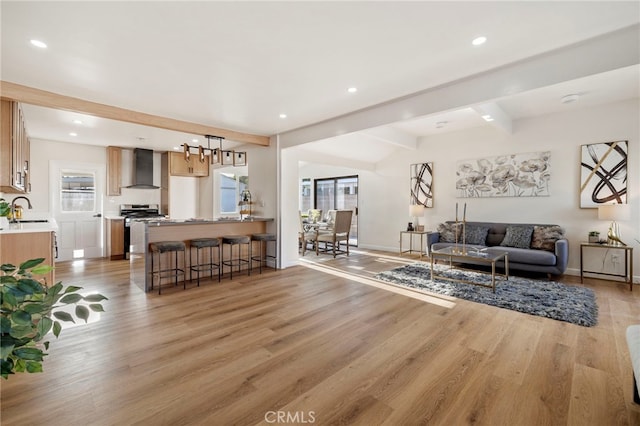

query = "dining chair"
[316, 210, 353, 257]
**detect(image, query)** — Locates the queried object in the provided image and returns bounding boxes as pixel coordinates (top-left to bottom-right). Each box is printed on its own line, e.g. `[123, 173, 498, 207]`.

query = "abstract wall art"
[580, 140, 627, 208]
[410, 162, 434, 207]
[456, 151, 551, 198]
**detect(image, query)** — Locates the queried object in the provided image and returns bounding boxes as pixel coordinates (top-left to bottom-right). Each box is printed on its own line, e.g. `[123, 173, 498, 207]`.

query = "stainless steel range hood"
[126, 148, 159, 189]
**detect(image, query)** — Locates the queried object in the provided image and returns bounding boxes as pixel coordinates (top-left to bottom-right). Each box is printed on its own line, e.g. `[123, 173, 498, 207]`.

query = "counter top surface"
[143, 217, 274, 226]
[0, 218, 59, 234]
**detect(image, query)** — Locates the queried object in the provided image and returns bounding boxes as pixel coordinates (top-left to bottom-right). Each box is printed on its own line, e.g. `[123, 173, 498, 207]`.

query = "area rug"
[374, 263, 598, 327]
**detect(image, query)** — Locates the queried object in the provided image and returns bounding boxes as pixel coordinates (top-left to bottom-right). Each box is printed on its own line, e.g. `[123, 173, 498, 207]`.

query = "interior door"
[50, 160, 105, 261]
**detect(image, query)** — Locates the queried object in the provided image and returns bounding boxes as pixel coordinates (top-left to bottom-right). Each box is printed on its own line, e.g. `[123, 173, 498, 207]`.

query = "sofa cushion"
[500, 225, 534, 249]
[464, 224, 490, 245]
[531, 225, 564, 252]
[490, 246, 557, 266]
[486, 223, 507, 246]
[437, 222, 461, 243]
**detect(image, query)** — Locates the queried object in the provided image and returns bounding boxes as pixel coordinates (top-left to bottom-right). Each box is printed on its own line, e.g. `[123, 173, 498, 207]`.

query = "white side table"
[580, 242, 634, 291]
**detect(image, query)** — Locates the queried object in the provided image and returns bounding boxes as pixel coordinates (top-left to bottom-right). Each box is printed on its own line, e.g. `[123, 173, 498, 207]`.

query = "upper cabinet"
[1, 100, 31, 193]
[168, 151, 209, 177]
[106, 146, 122, 196]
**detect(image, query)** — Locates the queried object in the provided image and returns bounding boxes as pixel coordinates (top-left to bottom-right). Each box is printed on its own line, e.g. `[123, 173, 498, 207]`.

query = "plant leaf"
[89, 304, 105, 312]
[0, 264, 17, 273]
[30, 265, 54, 276]
[62, 286, 83, 294]
[36, 317, 53, 338]
[0, 317, 11, 334]
[53, 321, 62, 338]
[9, 325, 36, 339]
[14, 347, 44, 361]
[52, 311, 75, 323]
[22, 302, 49, 315]
[25, 360, 43, 373]
[17, 278, 44, 295]
[75, 305, 90, 322]
[60, 293, 83, 304]
[83, 294, 108, 302]
[11, 310, 32, 326]
[18, 258, 45, 271]
[0, 341, 15, 360]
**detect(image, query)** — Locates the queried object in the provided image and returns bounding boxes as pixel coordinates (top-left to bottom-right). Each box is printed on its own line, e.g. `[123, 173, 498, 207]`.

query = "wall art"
[456, 151, 550, 198]
[410, 162, 434, 207]
[580, 140, 627, 208]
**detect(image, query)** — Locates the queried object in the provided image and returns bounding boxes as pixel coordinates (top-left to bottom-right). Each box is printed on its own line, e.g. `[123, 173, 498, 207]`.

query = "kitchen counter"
[130, 218, 274, 292]
[0, 218, 59, 234]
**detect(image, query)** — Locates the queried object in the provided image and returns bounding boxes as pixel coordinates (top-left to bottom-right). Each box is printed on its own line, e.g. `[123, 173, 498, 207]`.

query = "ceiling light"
[561, 94, 580, 104]
[30, 39, 47, 49]
[279, 113, 287, 119]
[69, 132, 77, 136]
[173, 146, 180, 151]
[192, 138, 199, 143]
[472, 36, 487, 46]
[347, 87, 357, 93]
[73, 119, 83, 125]
[482, 115, 494, 122]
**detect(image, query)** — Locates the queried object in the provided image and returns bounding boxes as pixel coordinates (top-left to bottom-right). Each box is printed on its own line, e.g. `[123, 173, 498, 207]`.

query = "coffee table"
[430, 246, 509, 293]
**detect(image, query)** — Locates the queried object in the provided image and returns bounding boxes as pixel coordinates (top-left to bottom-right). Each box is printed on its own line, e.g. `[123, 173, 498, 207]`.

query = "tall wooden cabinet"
[1, 100, 31, 193]
[106, 146, 122, 196]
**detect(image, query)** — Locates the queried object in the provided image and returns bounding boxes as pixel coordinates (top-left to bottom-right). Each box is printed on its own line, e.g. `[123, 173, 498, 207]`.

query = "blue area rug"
[374, 263, 598, 327]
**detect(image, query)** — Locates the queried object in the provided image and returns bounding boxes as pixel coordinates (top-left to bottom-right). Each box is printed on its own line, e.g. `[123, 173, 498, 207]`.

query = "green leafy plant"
[0, 198, 10, 217]
[0, 258, 107, 379]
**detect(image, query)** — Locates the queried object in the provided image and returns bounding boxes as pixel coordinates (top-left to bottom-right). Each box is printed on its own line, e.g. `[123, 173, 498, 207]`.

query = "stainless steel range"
[120, 204, 165, 257]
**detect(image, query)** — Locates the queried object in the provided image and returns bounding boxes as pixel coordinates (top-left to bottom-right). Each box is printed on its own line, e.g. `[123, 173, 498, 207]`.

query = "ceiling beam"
[360, 127, 417, 150]
[0, 81, 270, 146]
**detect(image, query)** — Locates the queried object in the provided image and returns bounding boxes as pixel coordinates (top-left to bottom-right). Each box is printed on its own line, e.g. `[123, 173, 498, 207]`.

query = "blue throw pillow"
[500, 225, 534, 249]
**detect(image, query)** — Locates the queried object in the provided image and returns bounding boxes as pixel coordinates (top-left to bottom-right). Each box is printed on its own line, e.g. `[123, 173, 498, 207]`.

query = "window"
[60, 170, 95, 212]
[219, 172, 248, 214]
[300, 178, 311, 212]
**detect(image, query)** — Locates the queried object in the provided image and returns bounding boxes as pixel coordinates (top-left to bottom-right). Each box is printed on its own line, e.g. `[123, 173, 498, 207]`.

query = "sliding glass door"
[314, 175, 358, 245]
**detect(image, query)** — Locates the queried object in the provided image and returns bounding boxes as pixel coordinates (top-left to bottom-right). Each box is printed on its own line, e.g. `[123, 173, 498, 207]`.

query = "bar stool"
[221, 235, 251, 280]
[149, 241, 186, 295]
[189, 238, 222, 286]
[250, 233, 277, 273]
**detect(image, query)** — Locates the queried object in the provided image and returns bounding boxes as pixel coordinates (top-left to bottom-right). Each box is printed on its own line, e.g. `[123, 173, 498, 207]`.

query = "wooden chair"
[299, 211, 318, 256]
[316, 210, 353, 258]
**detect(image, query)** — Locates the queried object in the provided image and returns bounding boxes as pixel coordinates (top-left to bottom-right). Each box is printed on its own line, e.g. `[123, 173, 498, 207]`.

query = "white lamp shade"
[409, 204, 425, 217]
[598, 203, 630, 221]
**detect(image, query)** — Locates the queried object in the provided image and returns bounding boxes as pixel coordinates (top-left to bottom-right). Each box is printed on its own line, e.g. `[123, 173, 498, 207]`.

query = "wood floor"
[1, 249, 639, 425]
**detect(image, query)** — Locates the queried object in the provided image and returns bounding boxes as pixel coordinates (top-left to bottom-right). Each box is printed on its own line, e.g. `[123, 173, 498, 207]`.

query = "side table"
[400, 230, 428, 260]
[580, 242, 634, 291]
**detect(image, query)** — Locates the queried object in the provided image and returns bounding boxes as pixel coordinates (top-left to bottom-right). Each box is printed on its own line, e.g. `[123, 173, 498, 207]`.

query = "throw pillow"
[464, 224, 490, 245]
[500, 225, 534, 249]
[531, 225, 564, 251]
[437, 222, 461, 243]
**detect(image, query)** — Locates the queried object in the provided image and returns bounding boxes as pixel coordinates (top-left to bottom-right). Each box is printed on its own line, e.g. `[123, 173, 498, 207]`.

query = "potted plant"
[0, 198, 9, 229]
[588, 231, 600, 243]
[0, 258, 107, 379]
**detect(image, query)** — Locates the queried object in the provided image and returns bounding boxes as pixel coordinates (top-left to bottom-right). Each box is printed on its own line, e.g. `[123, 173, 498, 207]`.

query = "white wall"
[283, 99, 639, 279]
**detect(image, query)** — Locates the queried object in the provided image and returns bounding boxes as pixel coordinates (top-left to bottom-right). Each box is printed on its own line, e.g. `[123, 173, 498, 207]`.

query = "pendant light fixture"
[180, 134, 246, 167]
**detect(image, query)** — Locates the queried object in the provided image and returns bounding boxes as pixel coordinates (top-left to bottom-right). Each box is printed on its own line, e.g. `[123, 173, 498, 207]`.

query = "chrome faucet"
[10, 196, 32, 222]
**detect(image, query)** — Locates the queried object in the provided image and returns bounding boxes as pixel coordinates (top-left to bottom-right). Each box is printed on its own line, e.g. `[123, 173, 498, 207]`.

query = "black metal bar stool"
[250, 233, 277, 273]
[189, 238, 222, 286]
[149, 241, 186, 295]
[221, 235, 251, 280]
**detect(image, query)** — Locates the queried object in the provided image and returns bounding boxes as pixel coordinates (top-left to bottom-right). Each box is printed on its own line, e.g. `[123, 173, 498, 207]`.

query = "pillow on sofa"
[531, 225, 564, 251]
[500, 225, 534, 249]
[437, 222, 461, 243]
[464, 224, 490, 245]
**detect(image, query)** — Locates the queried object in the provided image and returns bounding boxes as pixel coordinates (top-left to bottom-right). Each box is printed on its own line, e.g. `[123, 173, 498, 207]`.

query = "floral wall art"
[580, 140, 627, 208]
[456, 151, 550, 198]
[410, 162, 434, 207]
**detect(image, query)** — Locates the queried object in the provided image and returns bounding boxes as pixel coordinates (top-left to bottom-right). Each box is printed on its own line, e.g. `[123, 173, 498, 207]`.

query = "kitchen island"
[130, 218, 274, 292]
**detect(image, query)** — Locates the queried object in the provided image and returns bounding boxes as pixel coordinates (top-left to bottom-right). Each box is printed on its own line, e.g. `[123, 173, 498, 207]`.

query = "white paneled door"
[50, 161, 105, 261]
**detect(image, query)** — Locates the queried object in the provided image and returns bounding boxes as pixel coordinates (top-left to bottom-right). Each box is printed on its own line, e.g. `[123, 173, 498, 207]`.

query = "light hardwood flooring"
[1, 249, 639, 425]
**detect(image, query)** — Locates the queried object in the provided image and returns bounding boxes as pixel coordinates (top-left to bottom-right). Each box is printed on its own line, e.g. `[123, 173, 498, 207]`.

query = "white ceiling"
[1, 2, 639, 163]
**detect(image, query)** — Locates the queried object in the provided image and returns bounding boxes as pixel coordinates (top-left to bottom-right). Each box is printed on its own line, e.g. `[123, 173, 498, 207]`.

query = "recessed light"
[69, 132, 78, 137]
[73, 119, 83, 125]
[482, 115, 494, 122]
[192, 138, 199, 143]
[173, 146, 180, 151]
[472, 36, 487, 46]
[30, 39, 47, 49]
[279, 113, 287, 119]
[561, 94, 580, 104]
[347, 87, 358, 93]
